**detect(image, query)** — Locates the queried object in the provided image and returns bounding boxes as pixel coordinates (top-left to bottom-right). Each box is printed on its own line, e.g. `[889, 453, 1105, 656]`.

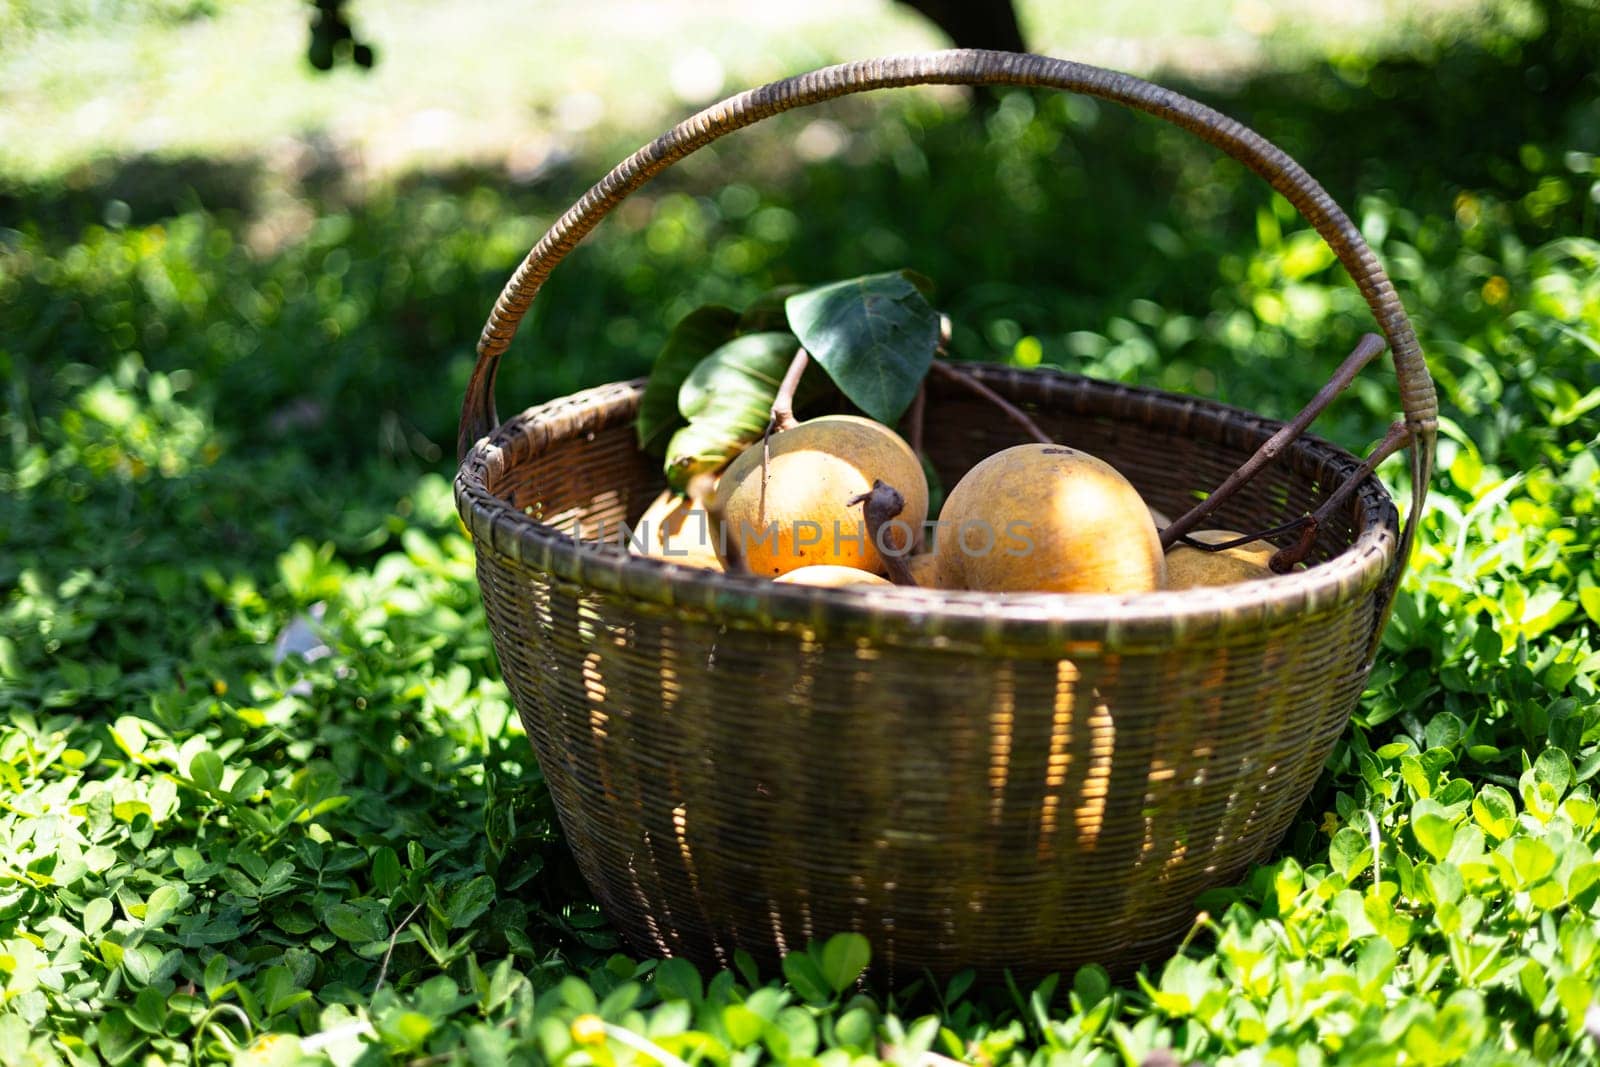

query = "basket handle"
[458, 50, 1436, 587]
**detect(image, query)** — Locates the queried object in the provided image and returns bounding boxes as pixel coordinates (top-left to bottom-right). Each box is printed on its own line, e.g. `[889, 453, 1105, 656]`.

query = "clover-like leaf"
[818, 932, 871, 995]
[325, 901, 388, 944]
[785, 270, 939, 424]
[782, 951, 832, 1005]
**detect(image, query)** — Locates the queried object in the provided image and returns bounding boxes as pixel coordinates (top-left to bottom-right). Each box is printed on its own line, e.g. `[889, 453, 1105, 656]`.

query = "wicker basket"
[454, 51, 1438, 980]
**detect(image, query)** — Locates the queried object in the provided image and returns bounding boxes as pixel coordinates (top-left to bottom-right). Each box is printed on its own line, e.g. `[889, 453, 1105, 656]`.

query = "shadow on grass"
[3, 5, 1595, 479]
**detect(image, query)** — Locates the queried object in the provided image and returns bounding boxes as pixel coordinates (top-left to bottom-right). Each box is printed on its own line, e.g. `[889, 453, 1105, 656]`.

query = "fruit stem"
[685, 470, 716, 508]
[758, 346, 813, 538]
[928, 361, 1053, 445]
[1269, 518, 1319, 574]
[769, 347, 810, 433]
[1161, 333, 1388, 549]
[848, 480, 918, 586]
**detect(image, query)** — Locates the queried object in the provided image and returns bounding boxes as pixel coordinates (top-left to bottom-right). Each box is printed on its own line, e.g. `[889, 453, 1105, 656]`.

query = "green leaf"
[1423, 713, 1466, 752]
[444, 876, 496, 929]
[325, 902, 388, 943]
[1401, 756, 1432, 799]
[188, 749, 224, 793]
[1579, 585, 1600, 626]
[1503, 837, 1558, 888]
[126, 987, 167, 1035]
[1532, 747, 1573, 798]
[768, 1006, 819, 1060]
[95, 1010, 146, 1066]
[83, 896, 113, 936]
[781, 951, 831, 1005]
[1330, 827, 1372, 880]
[818, 932, 872, 994]
[1413, 813, 1456, 861]
[636, 305, 742, 456]
[1073, 964, 1111, 1009]
[372, 847, 403, 896]
[785, 270, 939, 424]
[1472, 785, 1517, 839]
[723, 1004, 764, 1047]
[663, 331, 816, 490]
[653, 957, 702, 1004]
[833, 1006, 877, 1050]
[142, 884, 181, 928]
[1568, 863, 1600, 909]
[1425, 862, 1464, 906]
[203, 953, 230, 1001]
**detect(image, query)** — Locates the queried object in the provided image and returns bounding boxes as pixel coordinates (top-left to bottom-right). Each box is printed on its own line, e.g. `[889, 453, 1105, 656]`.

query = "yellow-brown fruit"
[1164, 529, 1275, 589]
[906, 552, 941, 588]
[933, 443, 1164, 594]
[772, 565, 893, 588]
[711, 415, 928, 577]
[628, 489, 722, 571]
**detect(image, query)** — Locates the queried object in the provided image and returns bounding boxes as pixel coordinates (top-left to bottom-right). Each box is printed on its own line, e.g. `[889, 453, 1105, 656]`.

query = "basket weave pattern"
[460, 367, 1398, 977]
[454, 51, 1436, 977]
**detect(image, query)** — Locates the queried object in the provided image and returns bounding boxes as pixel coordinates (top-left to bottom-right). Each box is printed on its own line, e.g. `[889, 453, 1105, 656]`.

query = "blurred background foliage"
[2, 0, 1599, 1062]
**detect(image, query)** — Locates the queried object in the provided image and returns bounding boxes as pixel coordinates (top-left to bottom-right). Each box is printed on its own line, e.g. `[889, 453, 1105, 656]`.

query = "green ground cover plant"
[2, 2, 1598, 1063]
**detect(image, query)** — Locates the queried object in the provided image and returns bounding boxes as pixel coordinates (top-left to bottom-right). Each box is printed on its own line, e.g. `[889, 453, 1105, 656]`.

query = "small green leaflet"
[664, 332, 824, 491]
[636, 305, 742, 457]
[785, 269, 939, 424]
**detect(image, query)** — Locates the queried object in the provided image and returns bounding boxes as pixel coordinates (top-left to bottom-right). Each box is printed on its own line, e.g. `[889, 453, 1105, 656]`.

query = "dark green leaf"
[785, 270, 939, 423]
[325, 902, 388, 943]
[95, 1010, 146, 1066]
[445, 876, 496, 930]
[372, 847, 403, 896]
[1072, 964, 1111, 1009]
[781, 952, 831, 1005]
[944, 968, 975, 1006]
[664, 331, 816, 490]
[653, 957, 702, 1004]
[637, 305, 742, 456]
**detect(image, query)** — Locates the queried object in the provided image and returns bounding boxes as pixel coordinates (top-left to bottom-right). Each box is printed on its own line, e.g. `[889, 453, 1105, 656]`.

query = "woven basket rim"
[455, 364, 1400, 653]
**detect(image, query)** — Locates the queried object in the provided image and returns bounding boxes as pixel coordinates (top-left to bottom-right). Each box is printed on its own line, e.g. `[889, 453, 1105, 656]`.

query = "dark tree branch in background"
[896, 0, 1027, 53]
[307, 0, 375, 72]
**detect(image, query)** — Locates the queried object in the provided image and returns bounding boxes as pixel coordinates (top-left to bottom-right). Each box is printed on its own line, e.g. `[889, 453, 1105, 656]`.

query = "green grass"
[2, 1, 1600, 1064]
[0, 0, 1488, 184]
